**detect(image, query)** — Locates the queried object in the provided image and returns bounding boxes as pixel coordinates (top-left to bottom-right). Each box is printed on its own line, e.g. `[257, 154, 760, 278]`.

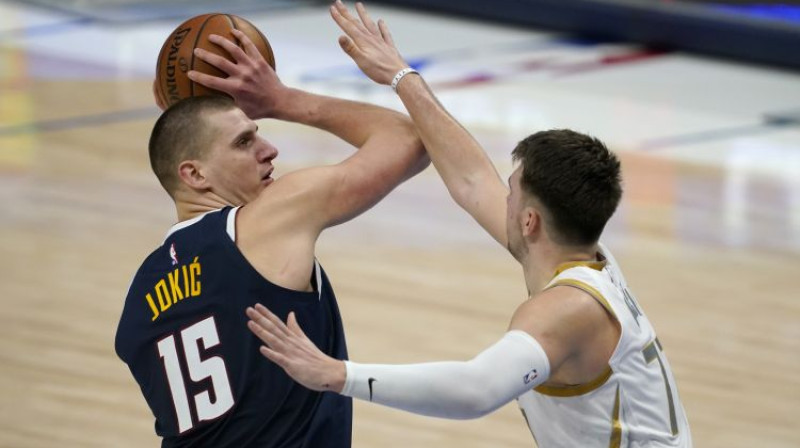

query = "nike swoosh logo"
[368, 377, 377, 401]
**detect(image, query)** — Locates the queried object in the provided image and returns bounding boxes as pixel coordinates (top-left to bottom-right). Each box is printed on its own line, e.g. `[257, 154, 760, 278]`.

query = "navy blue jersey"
[115, 207, 352, 447]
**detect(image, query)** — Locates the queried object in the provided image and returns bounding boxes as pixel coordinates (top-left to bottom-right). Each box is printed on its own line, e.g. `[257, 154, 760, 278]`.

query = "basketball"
[155, 13, 276, 108]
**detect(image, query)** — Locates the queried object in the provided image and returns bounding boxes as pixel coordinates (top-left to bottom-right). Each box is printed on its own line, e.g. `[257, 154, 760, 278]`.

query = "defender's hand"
[330, 1, 408, 86]
[246, 304, 346, 393]
[188, 29, 287, 120]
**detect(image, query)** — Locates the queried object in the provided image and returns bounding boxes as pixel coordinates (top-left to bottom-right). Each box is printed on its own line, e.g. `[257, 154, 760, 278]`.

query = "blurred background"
[0, 0, 798, 447]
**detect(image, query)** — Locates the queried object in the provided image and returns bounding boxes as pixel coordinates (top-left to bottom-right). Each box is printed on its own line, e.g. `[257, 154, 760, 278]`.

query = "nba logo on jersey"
[523, 369, 539, 384]
[169, 243, 178, 266]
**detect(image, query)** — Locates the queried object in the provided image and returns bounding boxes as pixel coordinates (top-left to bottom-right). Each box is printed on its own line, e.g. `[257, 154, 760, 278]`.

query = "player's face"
[202, 108, 279, 205]
[506, 166, 527, 260]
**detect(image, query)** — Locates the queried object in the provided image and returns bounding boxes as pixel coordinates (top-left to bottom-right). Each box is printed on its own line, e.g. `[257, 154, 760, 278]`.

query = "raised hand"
[246, 304, 346, 392]
[188, 29, 287, 120]
[330, 1, 408, 85]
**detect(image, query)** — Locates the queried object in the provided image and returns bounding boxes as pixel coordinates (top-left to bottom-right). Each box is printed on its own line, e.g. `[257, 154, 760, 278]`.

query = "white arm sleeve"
[340, 330, 550, 419]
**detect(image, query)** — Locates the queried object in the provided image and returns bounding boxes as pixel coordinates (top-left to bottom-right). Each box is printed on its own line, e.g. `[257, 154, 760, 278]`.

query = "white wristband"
[391, 67, 418, 92]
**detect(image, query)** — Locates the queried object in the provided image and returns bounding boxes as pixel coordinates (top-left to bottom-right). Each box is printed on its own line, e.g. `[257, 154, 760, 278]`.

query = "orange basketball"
[155, 13, 276, 108]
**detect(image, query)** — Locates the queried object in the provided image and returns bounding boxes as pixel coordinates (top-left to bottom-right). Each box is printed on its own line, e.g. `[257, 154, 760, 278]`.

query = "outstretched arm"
[189, 28, 429, 229]
[246, 304, 551, 420]
[330, 1, 510, 249]
[189, 29, 417, 152]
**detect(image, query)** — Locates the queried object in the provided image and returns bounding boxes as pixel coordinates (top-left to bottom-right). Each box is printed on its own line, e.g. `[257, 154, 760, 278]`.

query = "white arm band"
[341, 330, 550, 419]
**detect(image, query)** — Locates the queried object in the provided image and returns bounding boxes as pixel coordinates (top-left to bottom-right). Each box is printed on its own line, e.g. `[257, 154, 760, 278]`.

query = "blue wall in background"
[372, 0, 800, 71]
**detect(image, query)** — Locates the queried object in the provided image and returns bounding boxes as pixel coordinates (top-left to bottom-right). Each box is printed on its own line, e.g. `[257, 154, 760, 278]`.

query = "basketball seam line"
[189, 14, 218, 98]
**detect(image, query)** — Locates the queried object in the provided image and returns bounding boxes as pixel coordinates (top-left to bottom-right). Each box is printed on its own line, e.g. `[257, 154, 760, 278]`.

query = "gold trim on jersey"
[534, 365, 613, 397]
[643, 339, 659, 364]
[610, 384, 621, 448]
[546, 278, 616, 319]
[641, 338, 679, 435]
[519, 407, 539, 447]
[552, 259, 607, 279]
[537, 277, 617, 397]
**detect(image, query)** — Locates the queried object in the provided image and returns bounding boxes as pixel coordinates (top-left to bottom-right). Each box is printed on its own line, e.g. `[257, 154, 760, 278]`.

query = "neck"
[174, 190, 234, 222]
[522, 241, 599, 296]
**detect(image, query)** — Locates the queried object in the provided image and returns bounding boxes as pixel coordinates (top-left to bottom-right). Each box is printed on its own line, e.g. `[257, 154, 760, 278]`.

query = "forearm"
[341, 331, 550, 420]
[273, 87, 415, 150]
[395, 74, 501, 202]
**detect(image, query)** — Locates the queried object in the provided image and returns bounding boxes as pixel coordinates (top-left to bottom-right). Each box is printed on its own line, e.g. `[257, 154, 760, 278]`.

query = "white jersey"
[517, 244, 691, 447]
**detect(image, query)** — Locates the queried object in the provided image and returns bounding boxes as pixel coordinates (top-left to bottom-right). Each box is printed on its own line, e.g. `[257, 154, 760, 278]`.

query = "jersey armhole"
[314, 260, 322, 301]
[547, 279, 617, 320]
[228, 205, 321, 301]
[226, 206, 241, 242]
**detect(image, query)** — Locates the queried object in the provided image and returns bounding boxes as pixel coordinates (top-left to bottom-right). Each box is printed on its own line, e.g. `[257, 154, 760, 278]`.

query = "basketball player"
[114, 26, 428, 447]
[245, 2, 692, 446]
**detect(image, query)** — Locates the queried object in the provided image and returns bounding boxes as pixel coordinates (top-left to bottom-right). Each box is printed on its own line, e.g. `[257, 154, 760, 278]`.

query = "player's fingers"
[230, 29, 263, 63]
[377, 19, 395, 47]
[253, 304, 292, 336]
[247, 319, 285, 350]
[193, 47, 237, 74]
[245, 311, 287, 343]
[333, 0, 361, 26]
[187, 70, 228, 91]
[355, 2, 379, 35]
[207, 33, 248, 63]
[330, 4, 357, 37]
[338, 35, 360, 58]
[253, 303, 282, 323]
[260, 345, 290, 368]
[330, 2, 367, 41]
[250, 304, 292, 338]
[286, 312, 310, 340]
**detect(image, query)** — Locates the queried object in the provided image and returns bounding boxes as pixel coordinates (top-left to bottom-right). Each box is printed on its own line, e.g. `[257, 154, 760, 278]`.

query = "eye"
[236, 136, 252, 148]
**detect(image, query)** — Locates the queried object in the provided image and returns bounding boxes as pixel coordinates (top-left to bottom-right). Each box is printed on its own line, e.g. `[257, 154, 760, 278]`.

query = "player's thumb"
[338, 35, 357, 56]
[287, 312, 305, 338]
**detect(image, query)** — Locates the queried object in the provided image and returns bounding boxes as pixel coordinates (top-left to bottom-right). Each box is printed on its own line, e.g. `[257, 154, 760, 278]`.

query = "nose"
[257, 138, 279, 163]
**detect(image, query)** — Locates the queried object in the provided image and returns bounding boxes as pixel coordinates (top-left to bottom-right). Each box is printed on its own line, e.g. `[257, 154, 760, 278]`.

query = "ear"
[520, 206, 540, 238]
[177, 160, 209, 190]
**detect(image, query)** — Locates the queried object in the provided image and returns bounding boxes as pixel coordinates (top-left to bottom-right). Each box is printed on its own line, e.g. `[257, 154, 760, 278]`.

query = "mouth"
[261, 168, 274, 185]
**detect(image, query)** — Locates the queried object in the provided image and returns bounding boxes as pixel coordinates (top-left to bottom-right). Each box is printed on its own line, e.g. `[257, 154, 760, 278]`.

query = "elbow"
[414, 151, 431, 175]
[405, 136, 430, 178]
[449, 178, 481, 212]
[447, 359, 518, 419]
[453, 392, 502, 420]
[449, 382, 505, 420]
[399, 119, 429, 174]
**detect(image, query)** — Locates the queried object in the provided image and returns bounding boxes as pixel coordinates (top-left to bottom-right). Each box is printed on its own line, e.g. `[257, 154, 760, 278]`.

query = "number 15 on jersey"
[157, 316, 235, 433]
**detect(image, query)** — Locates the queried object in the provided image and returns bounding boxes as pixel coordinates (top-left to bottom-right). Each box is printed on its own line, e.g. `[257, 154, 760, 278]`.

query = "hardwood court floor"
[0, 2, 799, 447]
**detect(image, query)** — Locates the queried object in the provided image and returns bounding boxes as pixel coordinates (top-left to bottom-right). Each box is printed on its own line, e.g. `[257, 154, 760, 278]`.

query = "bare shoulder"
[511, 286, 612, 333]
[510, 286, 619, 373]
[235, 167, 340, 291]
[240, 166, 340, 236]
